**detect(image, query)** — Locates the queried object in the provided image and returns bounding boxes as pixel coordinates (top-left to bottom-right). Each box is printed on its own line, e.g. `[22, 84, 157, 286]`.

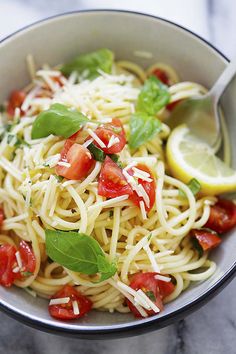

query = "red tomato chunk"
[98, 156, 133, 199]
[127, 164, 156, 212]
[56, 142, 95, 180]
[127, 272, 175, 318]
[152, 68, 170, 86]
[0, 241, 36, 287]
[7, 90, 26, 117]
[190, 229, 221, 252]
[0, 244, 17, 287]
[92, 118, 126, 154]
[205, 199, 236, 234]
[18, 240, 36, 274]
[49, 285, 92, 320]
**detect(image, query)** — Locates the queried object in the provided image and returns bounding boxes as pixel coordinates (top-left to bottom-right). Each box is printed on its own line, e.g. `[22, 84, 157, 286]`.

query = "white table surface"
[0, 1, 235, 353]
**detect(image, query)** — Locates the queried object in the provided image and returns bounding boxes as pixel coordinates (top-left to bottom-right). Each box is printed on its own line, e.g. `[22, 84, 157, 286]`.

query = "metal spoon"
[167, 59, 236, 151]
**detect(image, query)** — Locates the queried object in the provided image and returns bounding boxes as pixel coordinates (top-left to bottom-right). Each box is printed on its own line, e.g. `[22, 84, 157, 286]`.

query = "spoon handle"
[210, 58, 236, 103]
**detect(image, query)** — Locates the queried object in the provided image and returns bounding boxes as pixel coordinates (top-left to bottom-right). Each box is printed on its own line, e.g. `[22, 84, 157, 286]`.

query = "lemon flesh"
[166, 124, 236, 195]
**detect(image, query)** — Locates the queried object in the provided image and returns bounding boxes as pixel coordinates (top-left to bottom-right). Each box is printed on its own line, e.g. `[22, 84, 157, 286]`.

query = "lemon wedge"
[166, 124, 236, 195]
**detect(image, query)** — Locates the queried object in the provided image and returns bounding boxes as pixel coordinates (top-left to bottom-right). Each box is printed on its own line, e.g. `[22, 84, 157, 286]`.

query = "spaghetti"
[0, 49, 232, 319]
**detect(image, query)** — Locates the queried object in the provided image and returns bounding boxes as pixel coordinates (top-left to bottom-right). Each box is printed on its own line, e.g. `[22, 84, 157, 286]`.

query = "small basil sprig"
[87, 143, 106, 162]
[61, 48, 114, 80]
[87, 142, 120, 165]
[129, 112, 162, 149]
[179, 178, 201, 198]
[31, 103, 89, 139]
[137, 76, 170, 116]
[129, 76, 170, 149]
[145, 290, 156, 302]
[45, 229, 117, 282]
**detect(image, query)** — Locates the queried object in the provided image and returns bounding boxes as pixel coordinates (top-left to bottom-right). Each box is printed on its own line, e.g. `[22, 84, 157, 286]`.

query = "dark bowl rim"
[0, 8, 235, 339]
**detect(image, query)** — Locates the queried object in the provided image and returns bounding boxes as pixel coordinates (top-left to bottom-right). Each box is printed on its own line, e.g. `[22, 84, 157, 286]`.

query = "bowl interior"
[0, 10, 235, 336]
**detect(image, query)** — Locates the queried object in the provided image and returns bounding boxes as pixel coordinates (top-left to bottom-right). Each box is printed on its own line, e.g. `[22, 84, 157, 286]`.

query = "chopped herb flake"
[145, 290, 156, 302]
[179, 178, 201, 198]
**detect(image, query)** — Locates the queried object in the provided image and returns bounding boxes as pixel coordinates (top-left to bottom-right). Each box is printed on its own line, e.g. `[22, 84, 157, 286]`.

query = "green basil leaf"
[98, 267, 117, 282]
[87, 143, 120, 165]
[87, 143, 106, 162]
[97, 256, 117, 282]
[145, 290, 156, 302]
[109, 154, 119, 163]
[31, 103, 89, 139]
[129, 112, 162, 149]
[136, 76, 170, 115]
[179, 178, 201, 198]
[61, 48, 114, 80]
[45, 229, 117, 280]
[97, 255, 113, 273]
[109, 154, 123, 168]
[188, 178, 201, 195]
[0, 104, 5, 113]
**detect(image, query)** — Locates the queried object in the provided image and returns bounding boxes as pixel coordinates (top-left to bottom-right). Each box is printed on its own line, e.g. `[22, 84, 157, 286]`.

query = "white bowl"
[0, 10, 235, 339]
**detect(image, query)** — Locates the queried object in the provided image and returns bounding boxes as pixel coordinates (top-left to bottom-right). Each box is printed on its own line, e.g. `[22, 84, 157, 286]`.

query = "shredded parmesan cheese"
[15, 251, 23, 269]
[124, 161, 137, 171]
[57, 161, 71, 168]
[44, 154, 61, 168]
[136, 289, 160, 313]
[154, 274, 171, 282]
[133, 167, 152, 182]
[107, 135, 120, 148]
[88, 195, 129, 211]
[72, 300, 80, 315]
[143, 244, 161, 273]
[137, 184, 150, 208]
[83, 138, 93, 148]
[12, 267, 20, 273]
[87, 128, 106, 148]
[139, 201, 147, 220]
[49, 297, 70, 306]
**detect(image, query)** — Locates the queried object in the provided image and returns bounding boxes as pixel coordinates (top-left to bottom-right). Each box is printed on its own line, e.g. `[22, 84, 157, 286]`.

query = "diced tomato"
[205, 199, 236, 234]
[58, 131, 81, 161]
[92, 118, 126, 154]
[127, 164, 156, 212]
[56, 143, 95, 180]
[7, 90, 26, 117]
[151, 68, 170, 86]
[0, 208, 4, 228]
[0, 244, 17, 287]
[49, 285, 92, 320]
[158, 278, 175, 298]
[190, 229, 222, 252]
[58, 131, 81, 162]
[18, 241, 36, 274]
[166, 99, 183, 112]
[98, 156, 133, 199]
[127, 272, 175, 318]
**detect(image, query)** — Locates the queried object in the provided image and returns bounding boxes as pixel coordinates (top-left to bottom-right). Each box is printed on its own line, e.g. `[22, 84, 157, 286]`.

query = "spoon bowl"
[167, 94, 221, 151]
[168, 56, 236, 151]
